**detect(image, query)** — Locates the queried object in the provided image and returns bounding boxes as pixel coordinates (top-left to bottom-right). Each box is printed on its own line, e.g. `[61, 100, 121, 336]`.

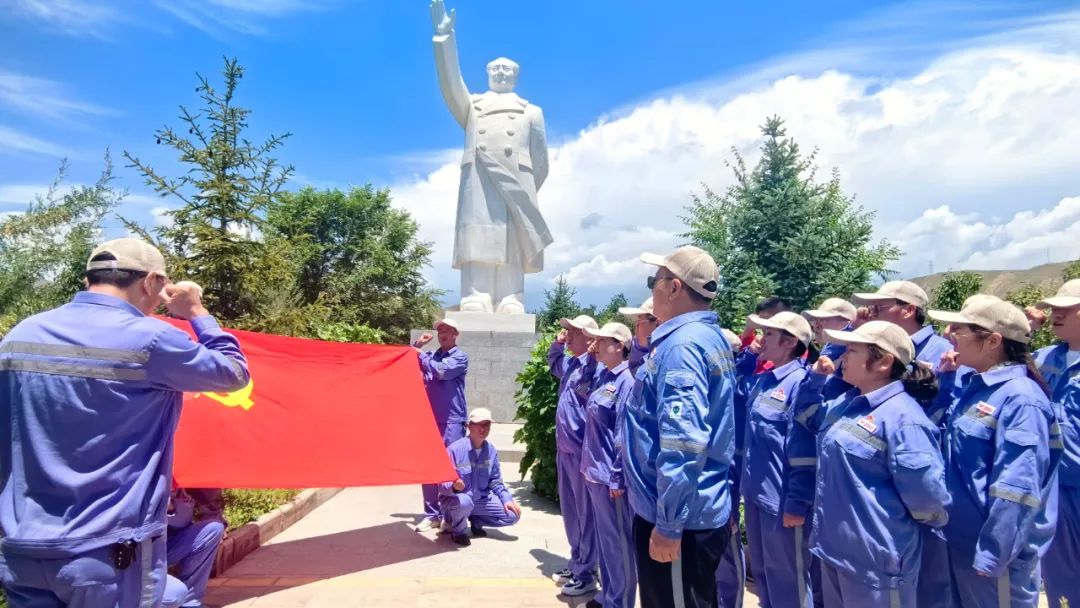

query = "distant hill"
[910, 261, 1074, 299]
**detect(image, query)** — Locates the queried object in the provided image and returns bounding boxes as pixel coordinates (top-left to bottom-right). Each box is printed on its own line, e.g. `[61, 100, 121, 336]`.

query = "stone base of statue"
[411, 311, 538, 423]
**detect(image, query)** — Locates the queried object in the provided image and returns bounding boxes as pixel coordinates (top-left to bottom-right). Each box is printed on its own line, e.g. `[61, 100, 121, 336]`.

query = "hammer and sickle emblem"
[192, 379, 255, 410]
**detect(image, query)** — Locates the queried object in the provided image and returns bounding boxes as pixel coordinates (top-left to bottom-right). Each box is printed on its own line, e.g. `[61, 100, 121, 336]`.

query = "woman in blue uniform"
[929, 296, 1061, 608]
[739, 311, 817, 608]
[792, 320, 950, 607]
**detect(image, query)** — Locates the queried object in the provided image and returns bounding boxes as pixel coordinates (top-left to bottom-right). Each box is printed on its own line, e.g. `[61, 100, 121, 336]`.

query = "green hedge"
[223, 488, 301, 532]
[514, 331, 560, 500]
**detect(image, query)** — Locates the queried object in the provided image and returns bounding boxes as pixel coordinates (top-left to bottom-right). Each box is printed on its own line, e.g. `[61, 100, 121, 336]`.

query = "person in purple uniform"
[580, 322, 639, 607]
[549, 314, 602, 596]
[161, 486, 226, 608]
[438, 408, 522, 547]
[413, 318, 470, 532]
[0, 238, 249, 608]
[619, 297, 658, 377]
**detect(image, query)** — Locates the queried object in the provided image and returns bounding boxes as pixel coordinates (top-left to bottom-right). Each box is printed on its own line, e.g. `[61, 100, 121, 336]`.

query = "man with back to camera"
[0, 237, 249, 607]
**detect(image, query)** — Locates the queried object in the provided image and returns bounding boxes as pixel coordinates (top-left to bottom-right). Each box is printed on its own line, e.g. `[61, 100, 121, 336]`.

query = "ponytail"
[899, 360, 939, 406]
[1003, 338, 1051, 398]
[791, 338, 821, 365]
[868, 344, 939, 406]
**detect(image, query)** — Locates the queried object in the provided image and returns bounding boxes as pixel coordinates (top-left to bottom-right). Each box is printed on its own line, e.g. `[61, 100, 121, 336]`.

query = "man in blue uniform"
[413, 318, 469, 532]
[1030, 279, 1080, 606]
[161, 486, 226, 608]
[438, 408, 522, 547]
[549, 314, 602, 597]
[0, 238, 250, 608]
[625, 245, 736, 608]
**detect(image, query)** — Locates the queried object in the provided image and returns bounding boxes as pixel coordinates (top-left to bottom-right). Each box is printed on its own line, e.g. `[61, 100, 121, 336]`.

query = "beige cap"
[559, 315, 599, 331]
[584, 322, 633, 346]
[802, 298, 857, 322]
[434, 318, 460, 332]
[640, 245, 719, 299]
[824, 320, 915, 365]
[468, 408, 493, 423]
[1037, 279, 1080, 309]
[618, 297, 654, 318]
[86, 238, 167, 275]
[853, 280, 929, 310]
[929, 297, 1032, 344]
[747, 311, 812, 346]
[721, 328, 741, 351]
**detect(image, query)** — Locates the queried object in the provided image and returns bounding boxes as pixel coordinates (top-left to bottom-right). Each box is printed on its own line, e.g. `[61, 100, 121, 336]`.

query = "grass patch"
[223, 488, 301, 532]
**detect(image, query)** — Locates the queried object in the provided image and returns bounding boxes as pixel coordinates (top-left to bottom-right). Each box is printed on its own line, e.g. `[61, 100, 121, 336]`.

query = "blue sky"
[3, 0, 1080, 310]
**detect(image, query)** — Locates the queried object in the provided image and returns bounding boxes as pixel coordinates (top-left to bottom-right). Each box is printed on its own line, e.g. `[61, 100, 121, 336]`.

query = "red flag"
[161, 318, 455, 488]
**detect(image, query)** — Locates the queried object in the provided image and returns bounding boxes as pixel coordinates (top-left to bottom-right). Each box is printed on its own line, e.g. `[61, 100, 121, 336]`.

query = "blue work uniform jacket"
[418, 347, 468, 428]
[741, 359, 815, 518]
[625, 310, 736, 539]
[549, 341, 600, 455]
[439, 437, 513, 505]
[582, 361, 635, 490]
[0, 292, 249, 557]
[1036, 344, 1080, 489]
[795, 376, 950, 589]
[937, 363, 1062, 576]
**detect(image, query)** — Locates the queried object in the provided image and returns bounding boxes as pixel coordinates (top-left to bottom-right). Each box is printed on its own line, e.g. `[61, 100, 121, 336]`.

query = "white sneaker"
[560, 578, 598, 597]
[414, 518, 441, 532]
[439, 520, 451, 535]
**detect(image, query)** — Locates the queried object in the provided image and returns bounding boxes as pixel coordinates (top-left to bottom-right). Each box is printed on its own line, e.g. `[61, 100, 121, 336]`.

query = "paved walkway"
[202, 423, 1048, 607]
[203, 467, 637, 607]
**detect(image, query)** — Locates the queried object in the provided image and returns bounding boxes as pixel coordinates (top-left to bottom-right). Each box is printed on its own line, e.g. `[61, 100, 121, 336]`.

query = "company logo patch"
[769, 388, 786, 401]
[976, 402, 997, 417]
[671, 401, 683, 416]
[857, 415, 877, 433]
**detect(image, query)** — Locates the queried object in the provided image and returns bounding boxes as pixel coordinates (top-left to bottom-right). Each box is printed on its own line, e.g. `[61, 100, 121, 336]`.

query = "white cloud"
[389, 9, 1080, 307]
[0, 70, 113, 122]
[152, 0, 331, 38]
[893, 197, 1080, 274]
[4, 0, 123, 38]
[0, 125, 70, 157]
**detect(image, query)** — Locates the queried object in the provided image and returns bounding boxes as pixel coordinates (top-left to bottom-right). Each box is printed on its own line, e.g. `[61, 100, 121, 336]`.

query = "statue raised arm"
[428, 0, 553, 315]
[430, 0, 469, 128]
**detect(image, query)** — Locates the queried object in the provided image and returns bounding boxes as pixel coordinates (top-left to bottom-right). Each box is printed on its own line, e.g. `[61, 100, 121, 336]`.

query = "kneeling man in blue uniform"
[439, 408, 522, 546]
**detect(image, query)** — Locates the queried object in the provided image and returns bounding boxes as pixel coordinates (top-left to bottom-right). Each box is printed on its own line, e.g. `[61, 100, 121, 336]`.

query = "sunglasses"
[647, 275, 675, 290]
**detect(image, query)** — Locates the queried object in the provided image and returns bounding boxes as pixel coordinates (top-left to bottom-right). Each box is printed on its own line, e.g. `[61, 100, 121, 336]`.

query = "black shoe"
[554, 568, 573, 581]
[470, 524, 487, 537]
[452, 533, 471, 546]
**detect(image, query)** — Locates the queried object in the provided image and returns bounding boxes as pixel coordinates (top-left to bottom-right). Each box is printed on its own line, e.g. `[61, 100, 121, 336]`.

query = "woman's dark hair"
[621, 344, 631, 359]
[84, 253, 147, 289]
[967, 325, 1051, 397]
[867, 344, 939, 405]
[913, 307, 927, 325]
[756, 296, 790, 314]
[784, 331, 820, 365]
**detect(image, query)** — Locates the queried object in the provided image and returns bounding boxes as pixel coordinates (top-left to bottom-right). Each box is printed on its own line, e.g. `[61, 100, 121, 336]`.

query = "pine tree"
[123, 57, 293, 322]
[684, 116, 899, 327]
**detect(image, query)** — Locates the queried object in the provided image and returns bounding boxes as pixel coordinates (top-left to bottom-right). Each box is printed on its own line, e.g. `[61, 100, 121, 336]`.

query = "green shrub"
[223, 488, 301, 532]
[513, 330, 560, 501]
[1005, 283, 1056, 351]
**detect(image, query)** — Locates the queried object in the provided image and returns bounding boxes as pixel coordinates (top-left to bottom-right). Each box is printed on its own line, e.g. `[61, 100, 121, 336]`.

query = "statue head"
[486, 57, 519, 93]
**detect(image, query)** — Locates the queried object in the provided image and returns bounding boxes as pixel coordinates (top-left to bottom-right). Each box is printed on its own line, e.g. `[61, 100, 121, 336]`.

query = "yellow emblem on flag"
[193, 379, 255, 410]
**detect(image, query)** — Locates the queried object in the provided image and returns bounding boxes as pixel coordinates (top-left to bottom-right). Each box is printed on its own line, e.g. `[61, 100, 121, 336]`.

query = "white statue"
[430, 0, 553, 315]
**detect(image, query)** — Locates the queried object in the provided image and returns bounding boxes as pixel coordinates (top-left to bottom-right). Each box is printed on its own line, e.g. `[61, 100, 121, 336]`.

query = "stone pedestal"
[411, 313, 538, 423]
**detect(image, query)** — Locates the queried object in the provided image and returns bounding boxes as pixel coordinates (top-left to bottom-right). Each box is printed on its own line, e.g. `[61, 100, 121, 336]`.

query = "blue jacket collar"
[770, 358, 805, 382]
[977, 362, 1028, 387]
[864, 380, 906, 408]
[73, 291, 145, 318]
[910, 325, 937, 348]
[652, 310, 718, 345]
